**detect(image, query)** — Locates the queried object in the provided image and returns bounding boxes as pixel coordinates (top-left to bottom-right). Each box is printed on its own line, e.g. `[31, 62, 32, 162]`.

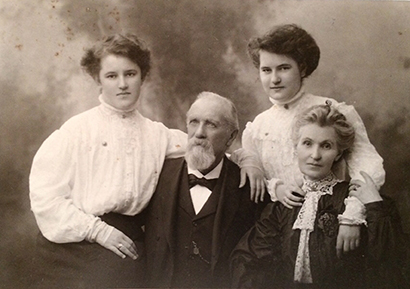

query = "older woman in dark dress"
[231, 104, 407, 288]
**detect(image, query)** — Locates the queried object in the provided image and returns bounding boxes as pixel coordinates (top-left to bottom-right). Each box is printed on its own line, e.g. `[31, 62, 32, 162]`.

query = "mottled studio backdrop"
[1, 0, 409, 287]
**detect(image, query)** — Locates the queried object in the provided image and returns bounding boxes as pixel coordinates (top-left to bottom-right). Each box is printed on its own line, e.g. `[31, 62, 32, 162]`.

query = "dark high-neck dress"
[231, 181, 407, 288]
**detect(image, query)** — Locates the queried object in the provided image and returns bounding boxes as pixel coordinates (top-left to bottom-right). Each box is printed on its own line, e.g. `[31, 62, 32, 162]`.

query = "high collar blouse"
[237, 89, 385, 193]
[29, 98, 187, 243]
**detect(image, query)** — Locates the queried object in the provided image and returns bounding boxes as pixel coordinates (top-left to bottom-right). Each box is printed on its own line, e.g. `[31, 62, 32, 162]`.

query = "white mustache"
[188, 138, 211, 149]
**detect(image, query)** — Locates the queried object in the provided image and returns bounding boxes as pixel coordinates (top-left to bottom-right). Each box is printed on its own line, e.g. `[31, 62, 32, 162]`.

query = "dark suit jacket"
[144, 156, 264, 287]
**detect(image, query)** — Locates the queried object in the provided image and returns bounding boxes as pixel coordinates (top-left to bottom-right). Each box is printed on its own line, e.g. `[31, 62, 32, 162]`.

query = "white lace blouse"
[233, 89, 385, 200]
[29, 97, 187, 243]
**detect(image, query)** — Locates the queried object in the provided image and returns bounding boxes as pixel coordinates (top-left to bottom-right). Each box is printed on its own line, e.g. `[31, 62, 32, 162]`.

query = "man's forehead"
[188, 99, 225, 120]
[188, 110, 222, 123]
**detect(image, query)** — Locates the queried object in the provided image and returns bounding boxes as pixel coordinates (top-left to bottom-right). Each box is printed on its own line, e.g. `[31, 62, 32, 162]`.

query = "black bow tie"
[188, 174, 218, 191]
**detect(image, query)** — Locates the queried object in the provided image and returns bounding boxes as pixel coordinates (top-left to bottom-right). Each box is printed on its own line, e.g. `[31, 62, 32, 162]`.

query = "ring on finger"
[118, 243, 123, 250]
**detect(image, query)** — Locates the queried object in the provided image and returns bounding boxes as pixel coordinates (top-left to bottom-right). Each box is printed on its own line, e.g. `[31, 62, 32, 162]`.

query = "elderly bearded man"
[144, 92, 266, 288]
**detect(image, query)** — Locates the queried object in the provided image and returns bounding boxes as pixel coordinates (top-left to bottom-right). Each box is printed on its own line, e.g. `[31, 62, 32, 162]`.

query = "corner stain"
[15, 44, 23, 51]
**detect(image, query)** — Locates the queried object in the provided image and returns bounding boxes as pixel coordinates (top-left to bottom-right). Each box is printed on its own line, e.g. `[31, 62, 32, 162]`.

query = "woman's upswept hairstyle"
[248, 24, 320, 78]
[81, 33, 151, 82]
[292, 102, 355, 154]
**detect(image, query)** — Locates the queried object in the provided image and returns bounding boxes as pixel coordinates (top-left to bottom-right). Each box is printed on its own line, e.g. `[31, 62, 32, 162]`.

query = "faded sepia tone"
[1, 0, 409, 287]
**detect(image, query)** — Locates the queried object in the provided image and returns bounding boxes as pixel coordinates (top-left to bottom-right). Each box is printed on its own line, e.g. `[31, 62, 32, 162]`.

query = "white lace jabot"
[292, 173, 341, 283]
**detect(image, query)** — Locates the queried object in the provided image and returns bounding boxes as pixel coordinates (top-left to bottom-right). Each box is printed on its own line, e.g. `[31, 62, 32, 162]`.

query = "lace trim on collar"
[302, 172, 341, 195]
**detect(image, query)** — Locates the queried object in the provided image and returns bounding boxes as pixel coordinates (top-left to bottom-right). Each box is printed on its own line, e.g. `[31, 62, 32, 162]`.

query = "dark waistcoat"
[172, 180, 221, 288]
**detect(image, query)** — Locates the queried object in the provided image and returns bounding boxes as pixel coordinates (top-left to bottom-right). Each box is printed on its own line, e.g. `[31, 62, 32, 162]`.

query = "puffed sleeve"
[230, 203, 284, 288]
[232, 122, 281, 201]
[335, 103, 385, 189]
[163, 127, 187, 159]
[29, 129, 112, 243]
[235, 122, 263, 167]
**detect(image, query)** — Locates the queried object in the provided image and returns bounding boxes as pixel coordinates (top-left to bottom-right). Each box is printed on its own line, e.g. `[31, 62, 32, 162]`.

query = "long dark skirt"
[29, 213, 146, 288]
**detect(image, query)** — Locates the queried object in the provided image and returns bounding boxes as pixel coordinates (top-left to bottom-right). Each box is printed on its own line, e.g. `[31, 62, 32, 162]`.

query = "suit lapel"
[160, 158, 189, 251]
[179, 180, 196, 217]
[211, 157, 241, 268]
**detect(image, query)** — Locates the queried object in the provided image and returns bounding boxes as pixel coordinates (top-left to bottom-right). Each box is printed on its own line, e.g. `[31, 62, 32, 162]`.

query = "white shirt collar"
[269, 85, 305, 108]
[187, 158, 224, 179]
[98, 95, 138, 114]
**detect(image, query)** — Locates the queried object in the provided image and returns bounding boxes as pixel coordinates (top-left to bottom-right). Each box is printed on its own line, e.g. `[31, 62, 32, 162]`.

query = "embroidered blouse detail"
[292, 173, 341, 283]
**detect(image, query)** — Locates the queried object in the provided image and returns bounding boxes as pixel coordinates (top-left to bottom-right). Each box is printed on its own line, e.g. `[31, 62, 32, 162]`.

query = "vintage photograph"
[1, 0, 409, 288]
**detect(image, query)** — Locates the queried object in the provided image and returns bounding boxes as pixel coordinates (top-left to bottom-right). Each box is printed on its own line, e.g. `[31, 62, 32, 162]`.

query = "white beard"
[185, 139, 216, 171]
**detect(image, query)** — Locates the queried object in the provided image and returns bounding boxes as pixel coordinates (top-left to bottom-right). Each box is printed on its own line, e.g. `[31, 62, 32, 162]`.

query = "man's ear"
[226, 129, 239, 147]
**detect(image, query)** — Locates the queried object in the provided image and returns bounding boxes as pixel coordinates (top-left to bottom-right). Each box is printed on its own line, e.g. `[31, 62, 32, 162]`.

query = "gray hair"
[193, 91, 239, 132]
[292, 103, 355, 153]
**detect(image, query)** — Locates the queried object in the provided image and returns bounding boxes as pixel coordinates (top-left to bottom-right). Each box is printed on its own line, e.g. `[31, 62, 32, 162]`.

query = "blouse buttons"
[122, 114, 126, 119]
[102, 142, 107, 146]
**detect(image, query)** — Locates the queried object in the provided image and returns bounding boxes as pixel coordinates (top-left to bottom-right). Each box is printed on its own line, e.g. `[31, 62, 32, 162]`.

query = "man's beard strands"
[185, 139, 216, 171]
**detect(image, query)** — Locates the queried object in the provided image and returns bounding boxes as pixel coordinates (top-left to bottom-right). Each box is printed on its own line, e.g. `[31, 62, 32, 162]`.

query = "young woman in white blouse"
[28, 34, 189, 288]
[232, 24, 385, 258]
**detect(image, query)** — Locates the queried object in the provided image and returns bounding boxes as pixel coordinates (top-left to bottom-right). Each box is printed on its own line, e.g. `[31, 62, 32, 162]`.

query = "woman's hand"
[96, 227, 139, 260]
[239, 166, 266, 203]
[276, 183, 304, 209]
[349, 171, 383, 204]
[336, 224, 361, 258]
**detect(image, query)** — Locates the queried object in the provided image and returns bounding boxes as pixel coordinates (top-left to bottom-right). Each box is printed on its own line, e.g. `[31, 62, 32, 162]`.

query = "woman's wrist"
[85, 217, 113, 244]
[338, 196, 367, 226]
[267, 178, 283, 202]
